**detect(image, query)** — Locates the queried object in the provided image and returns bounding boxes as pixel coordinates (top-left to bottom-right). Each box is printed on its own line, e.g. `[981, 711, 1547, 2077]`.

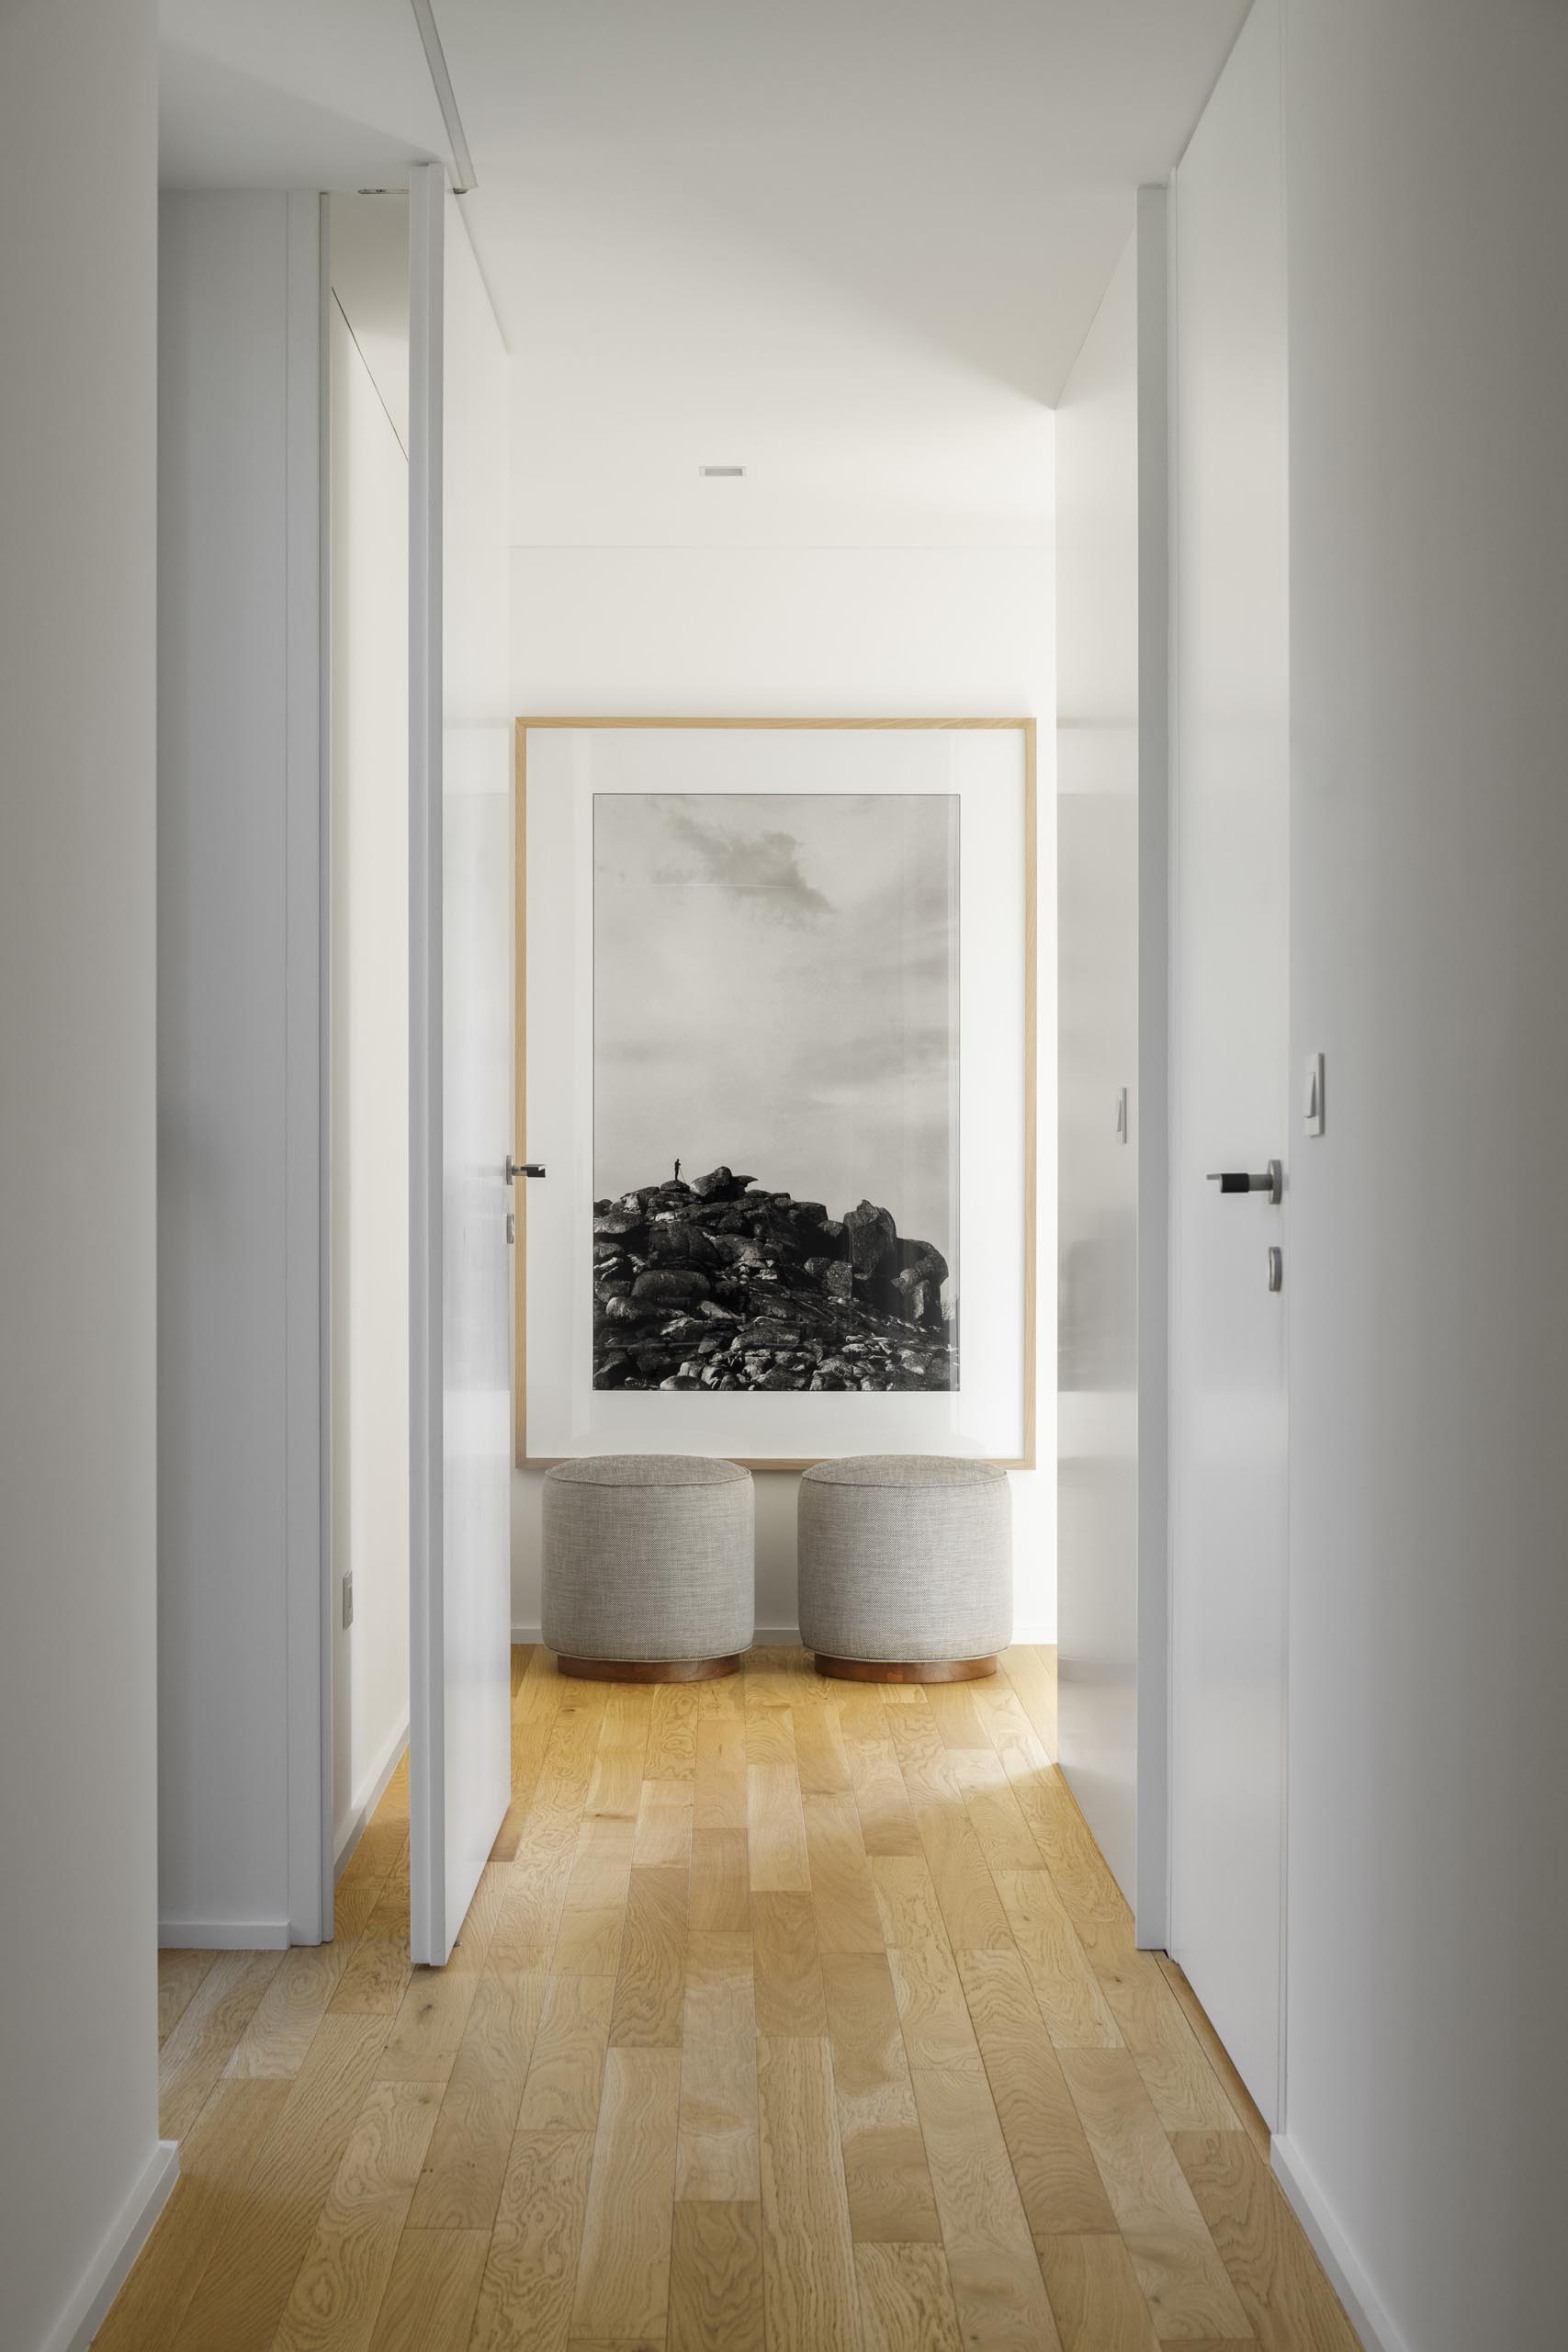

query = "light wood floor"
[107, 1646, 1361, 2352]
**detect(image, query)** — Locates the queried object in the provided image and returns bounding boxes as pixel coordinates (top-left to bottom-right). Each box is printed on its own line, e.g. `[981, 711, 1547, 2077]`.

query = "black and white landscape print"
[592, 791, 959, 1394]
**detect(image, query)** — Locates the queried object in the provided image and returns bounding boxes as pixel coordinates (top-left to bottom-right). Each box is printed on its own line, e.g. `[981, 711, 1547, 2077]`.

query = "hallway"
[108, 1648, 1357, 2352]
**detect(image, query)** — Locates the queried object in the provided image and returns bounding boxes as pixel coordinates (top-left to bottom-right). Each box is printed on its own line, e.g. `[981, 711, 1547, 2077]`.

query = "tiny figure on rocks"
[673, 1157, 682, 1182]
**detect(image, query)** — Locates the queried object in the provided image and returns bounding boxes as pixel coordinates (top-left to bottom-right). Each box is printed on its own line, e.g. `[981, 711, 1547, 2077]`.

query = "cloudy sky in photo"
[594, 791, 959, 1261]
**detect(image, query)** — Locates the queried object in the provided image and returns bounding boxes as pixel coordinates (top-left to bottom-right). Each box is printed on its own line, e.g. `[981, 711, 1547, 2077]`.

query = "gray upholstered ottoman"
[798, 1455, 1011, 1682]
[542, 1454, 754, 1681]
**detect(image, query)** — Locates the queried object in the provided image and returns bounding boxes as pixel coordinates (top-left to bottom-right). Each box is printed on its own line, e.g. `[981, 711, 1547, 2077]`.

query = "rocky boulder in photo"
[591, 1165, 957, 1393]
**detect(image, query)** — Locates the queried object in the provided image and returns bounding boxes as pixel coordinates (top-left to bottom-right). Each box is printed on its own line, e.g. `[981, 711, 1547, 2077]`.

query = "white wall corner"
[39, 2138, 179, 2352]
[1270, 2134, 1409, 2352]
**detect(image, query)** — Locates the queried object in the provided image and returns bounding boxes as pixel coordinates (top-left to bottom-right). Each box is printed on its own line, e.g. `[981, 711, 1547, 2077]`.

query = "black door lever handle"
[1206, 1159, 1282, 1204]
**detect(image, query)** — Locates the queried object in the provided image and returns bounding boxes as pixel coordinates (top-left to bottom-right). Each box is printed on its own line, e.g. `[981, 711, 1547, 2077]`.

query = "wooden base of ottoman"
[812, 1653, 998, 1684]
[555, 1653, 741, 1683]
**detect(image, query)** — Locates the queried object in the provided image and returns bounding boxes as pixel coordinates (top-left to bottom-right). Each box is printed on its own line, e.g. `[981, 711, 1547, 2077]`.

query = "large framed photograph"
[515, 719, 1034, 1466]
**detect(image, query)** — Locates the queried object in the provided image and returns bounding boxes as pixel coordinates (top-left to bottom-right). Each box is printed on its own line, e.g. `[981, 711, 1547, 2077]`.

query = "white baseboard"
[41, 2135, 179, 2352]
[157, 1917, 291, 1951]
[511, 1624, 804, 1650]
[510, 1625, 1051, 1656]
[333, 1716, 411, 1883]
[1271, 2132, 1406, 2352]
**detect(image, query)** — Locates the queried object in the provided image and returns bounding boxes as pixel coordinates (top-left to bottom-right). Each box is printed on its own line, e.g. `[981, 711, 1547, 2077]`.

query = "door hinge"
[342, 1572, 354, 1630]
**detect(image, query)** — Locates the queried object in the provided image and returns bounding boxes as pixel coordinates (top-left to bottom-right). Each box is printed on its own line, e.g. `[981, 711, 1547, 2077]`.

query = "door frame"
[407, 157, 446, 1966]
[285, 186, 333, 1949]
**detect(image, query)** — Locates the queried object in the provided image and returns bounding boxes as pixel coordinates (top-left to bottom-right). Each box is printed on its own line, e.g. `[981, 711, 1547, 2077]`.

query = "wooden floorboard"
[570, 2044, 682, 2340]
[98, 1645, 1362, 2351]
[669, 2198, 765, 2352]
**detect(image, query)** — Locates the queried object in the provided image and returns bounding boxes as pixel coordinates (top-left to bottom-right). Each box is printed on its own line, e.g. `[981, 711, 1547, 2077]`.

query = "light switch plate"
[1304, 1052, 1325, 1136]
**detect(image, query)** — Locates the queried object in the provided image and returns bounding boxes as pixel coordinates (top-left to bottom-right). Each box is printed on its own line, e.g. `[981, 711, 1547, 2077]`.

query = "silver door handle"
[1206, 1159, 1282, 1204]
[505, 1158, 547, 1182]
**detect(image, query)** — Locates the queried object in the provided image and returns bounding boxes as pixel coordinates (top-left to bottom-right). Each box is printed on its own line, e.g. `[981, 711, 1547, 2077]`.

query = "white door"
[408, 163, 513, 1967]
[1055, 191, 1170, 1947]
[1168, 0, 1290, 2122]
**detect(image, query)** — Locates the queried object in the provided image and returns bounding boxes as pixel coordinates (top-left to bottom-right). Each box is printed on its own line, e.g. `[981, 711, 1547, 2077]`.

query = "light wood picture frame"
[513, 717, 1036, 1470]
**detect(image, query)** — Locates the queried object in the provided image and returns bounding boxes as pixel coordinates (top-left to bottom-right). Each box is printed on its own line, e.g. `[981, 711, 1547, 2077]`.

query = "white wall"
[1276, 3, 1568, 2345]
[1055, 189, 1168, 1933]
[328, 244, 411, 1871]
[509, 539, 1055, 1640]
[158, 190, 323, 1947]
[0, 5, 171, 2347]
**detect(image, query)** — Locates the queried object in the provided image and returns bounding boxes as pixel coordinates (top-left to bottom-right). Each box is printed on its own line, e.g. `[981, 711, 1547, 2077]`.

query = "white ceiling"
[160, 0, 1247, 544]
[159, 1, 447, 188]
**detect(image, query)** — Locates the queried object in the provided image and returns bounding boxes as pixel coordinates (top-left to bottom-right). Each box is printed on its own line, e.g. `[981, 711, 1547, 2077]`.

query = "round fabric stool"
[798, 1455, 1010, 1682]
[542, 1454, 754, 1680]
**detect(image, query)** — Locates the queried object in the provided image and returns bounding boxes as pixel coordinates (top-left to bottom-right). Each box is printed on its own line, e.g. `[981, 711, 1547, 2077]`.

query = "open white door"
[1168, 0, 1290, 2122]
[408, 162, 513, 1967]
[1055, 188, 1169, 1947]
